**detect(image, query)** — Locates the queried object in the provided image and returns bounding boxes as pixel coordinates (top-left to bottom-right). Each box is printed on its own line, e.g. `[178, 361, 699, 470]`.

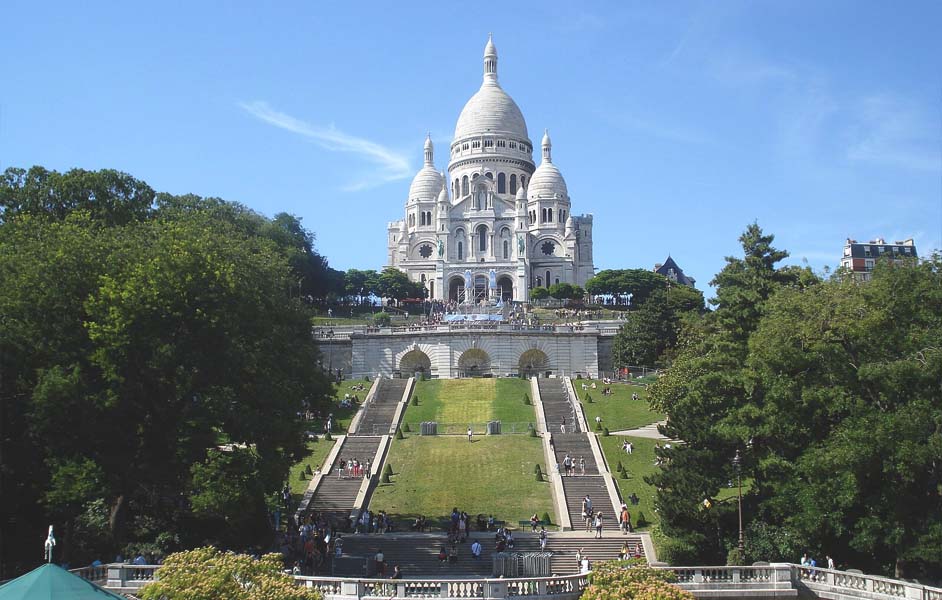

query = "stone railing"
[795, 565, 942, 600]
[295, 573, 591, 599]
[76, 562, 942, 600]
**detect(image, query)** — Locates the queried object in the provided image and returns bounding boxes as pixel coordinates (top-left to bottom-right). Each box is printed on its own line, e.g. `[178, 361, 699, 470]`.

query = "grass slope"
[597, 435, 661, 530]
[405, 378, 534, 426]
[289, 439, 337, 498]
[370, 435, 555, 529]
[578, 383, 664, 432]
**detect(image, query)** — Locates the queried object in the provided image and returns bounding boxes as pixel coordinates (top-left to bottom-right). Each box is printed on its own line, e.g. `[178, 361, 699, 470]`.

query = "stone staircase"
[310, 436, 382, 525]
[356, 379, 408, 436]
[307, 379, 410, 527]
[333, 533, 645, 578]
[537, 379, 580, 434]
[550, 433, 599, 474]
[560, 477, 620, 531]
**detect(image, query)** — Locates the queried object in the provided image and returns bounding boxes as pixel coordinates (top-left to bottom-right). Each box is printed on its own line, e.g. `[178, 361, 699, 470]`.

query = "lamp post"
[732, 449, 744, 555]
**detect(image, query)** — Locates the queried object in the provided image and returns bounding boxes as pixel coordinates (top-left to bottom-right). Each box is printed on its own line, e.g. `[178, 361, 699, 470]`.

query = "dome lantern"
[484, 33, 498, 83]
[424, 133, 434, 166]
[542, 129, 552, 163]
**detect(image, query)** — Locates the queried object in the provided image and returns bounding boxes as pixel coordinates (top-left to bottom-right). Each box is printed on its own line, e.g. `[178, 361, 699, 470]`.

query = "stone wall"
[347, 330, 600, 379]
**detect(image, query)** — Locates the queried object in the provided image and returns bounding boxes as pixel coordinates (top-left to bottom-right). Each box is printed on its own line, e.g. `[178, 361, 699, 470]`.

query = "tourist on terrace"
[539, 526, 548, 551]
[471, 540, 482, 559]
[594, 512, 604, 538]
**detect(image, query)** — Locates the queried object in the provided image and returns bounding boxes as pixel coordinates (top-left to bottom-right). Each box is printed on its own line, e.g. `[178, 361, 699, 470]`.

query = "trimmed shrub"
[395, 427, 404, 440]
[402, 422, 411, 433]
[616, 461, 624, 472]
[298, 470, 306, 480]
[534, 463, 543, 475]
[585, 393, 593, 403]
[534, 466, 543, 482]
[411, 395, 419, 406]
[325, 432, 332, 441]
[656, 536, 698, 566]
[636, 512, 648, 527]
[523, 393, 531, 405]
[305, 464, 313, 475]
[383, 464, 393, 476]
[381, 471, 391, 484]
[595, 421, 603, 431]
[528, 426, 538, 437]
[542, 512, 552, 525]
[603, 427, 610, 436]
[620, 469, 629, 479]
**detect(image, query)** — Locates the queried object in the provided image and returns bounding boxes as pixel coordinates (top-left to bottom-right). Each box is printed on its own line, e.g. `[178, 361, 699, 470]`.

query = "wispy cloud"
[599, 109, 710, 146]
[845, 94, 941, 173]
[239, 100, 412, 191]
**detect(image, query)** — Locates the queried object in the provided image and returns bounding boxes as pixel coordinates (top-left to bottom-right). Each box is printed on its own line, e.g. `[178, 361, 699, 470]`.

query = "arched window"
[548, 208, 553, 222]
[510, 174, 517, 195]
[555, 278, 560, 285]
[497, 173, 506, 193]
[520, 175, 526, 189]
[454, 178, 459, 198]
[541, 208, 547, 223]
[485, 172, 493, 180]
[457, 241, 463, 260]
[536, 276, 542, 286]
[503, 240, 509, 259]
[477, 225, 487, 252]
[461, 176, 469, 196]
[545, 271, 551, 288]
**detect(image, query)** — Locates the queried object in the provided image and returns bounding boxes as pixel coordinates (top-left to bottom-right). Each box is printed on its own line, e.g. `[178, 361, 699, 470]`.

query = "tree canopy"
[585, 269, 670, 307]
[141, 547, 322, 600]
[647, 223, 941, 578]
[0, 166, 334, 569]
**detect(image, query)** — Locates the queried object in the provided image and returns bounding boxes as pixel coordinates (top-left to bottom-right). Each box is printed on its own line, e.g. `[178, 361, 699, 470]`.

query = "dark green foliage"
[298, 471, 306, 481]
[534, 463, 542, 475]
[620, 469, 629, 479]
[383, 464, 393, 476]
[528, 425, 538, 437]
[585, 393, 593, 403]
[647, 223, 942, 577]
[304, 464, 313, 475]
[530, 287, 549, 300]
[616, 461, 624, 473]
[603, 427, 610, 436]
[402, 423, 411, 433]
[595, 421, 603, 431]
[411, 394, 419, 406]
[523, 393, 531, 405]
[542, 512, 552, 525]
[0, 167, 335, 567]
[636, 512, 648, 527]
[325, 432, 333, 441]
[395, 427, 404, 440]
[584, 269, 678, 308]
[381, 471, 391, 484]
[726, 547, 744, 566]
[373, 312, 391, 327]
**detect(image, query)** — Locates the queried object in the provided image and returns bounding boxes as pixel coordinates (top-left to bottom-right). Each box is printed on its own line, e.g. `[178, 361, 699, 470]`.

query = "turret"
[484, 33, 498, 83]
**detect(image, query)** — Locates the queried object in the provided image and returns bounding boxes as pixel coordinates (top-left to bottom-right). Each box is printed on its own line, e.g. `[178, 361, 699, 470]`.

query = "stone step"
[333, 534, 645, 578]
[561, 477, 620, 530]
[354, 379, 408, 436]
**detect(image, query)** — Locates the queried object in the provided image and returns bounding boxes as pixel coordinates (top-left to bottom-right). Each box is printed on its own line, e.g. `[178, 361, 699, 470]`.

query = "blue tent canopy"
[0, 564, 124, 600]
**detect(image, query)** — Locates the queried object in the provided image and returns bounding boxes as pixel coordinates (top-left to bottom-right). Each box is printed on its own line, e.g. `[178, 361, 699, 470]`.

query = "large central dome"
[453, 35, 529, 141]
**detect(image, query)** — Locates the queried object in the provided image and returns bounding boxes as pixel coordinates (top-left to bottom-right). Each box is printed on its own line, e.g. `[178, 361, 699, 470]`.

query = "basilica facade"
[386, 36, 594, 303]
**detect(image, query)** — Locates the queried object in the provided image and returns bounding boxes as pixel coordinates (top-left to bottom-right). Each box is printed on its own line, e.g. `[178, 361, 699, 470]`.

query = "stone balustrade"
[73, 562, 942, 600]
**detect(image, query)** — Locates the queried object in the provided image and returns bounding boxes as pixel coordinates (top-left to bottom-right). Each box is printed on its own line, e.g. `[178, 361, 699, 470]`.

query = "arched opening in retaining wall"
[518, 349, 550, 378]
[458, 348, 491, 377]
[399, 349, 432, 376]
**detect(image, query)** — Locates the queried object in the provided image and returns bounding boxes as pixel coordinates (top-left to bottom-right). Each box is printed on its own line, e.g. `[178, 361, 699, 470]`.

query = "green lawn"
[597, 435, 662, 530]
[578, 382, 664, 432]
[288, 438, 338, 498]
[370, 435, 555, 529]
[404, 378, 534, 428]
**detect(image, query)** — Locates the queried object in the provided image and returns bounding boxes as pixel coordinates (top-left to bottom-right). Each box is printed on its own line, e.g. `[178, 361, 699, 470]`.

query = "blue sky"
[3, 1, 940, 294]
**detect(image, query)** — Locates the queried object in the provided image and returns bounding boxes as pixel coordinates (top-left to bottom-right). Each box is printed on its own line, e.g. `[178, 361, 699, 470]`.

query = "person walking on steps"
[539, 526, 548, 551]
[594, 512, 604, 539]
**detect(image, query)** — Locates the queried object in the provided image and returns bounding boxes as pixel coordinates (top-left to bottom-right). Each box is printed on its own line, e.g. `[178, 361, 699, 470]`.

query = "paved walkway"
[610, 420, 669, 440]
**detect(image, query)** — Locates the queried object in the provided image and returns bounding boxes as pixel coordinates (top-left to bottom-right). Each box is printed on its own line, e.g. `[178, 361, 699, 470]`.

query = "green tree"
[0, 178, 333, 567]
[141, 547, 322, 600]
[585, 269, 669, 307]
[530, 287, 549, 300]
[375, 267, 424, 302]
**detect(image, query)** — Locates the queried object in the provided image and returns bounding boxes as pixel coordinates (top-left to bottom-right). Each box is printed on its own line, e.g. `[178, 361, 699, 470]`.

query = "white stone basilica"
[387, 36, 594, 303]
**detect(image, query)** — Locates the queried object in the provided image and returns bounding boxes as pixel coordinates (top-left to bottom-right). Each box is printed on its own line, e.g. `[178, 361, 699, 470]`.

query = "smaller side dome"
[515, 185, 527, 201]
[528, 130, 568, 200]
[437, 174, 449, 203]
[408, 136, 444, 201]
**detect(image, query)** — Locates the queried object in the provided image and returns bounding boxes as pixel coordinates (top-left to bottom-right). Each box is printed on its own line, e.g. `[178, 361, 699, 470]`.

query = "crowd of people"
[277, 511, 339, 576]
